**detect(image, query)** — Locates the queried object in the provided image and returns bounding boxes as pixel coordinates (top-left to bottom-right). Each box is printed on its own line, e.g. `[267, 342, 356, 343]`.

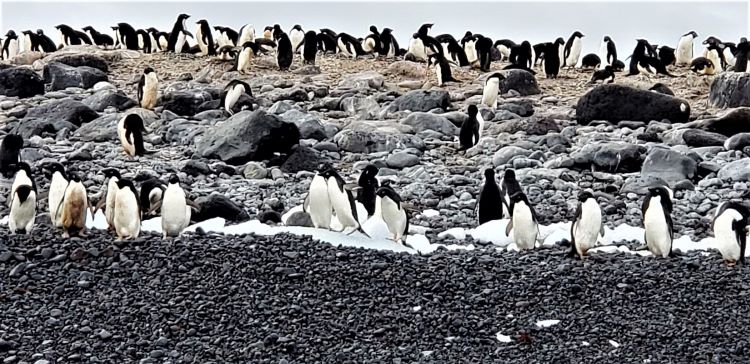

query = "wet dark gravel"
[1, 227, 749, 364]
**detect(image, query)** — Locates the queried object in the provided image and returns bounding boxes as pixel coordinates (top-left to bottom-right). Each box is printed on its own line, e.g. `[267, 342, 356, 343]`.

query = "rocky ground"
[1, 45, 750, 362]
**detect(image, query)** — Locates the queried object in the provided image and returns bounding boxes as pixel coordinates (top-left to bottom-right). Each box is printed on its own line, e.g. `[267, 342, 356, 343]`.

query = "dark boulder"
[687, 108, 750, 136]
[709, 72, 750, 108]
[499, 70, 540, 96]
[280, 145, 331, 173]
[640, 148, 698, 184]
[16, 99, 98, 138]
[572, 142, 646, 173]
[49, 53, 109, 72]
[681, 129, 727, 147]
[576, 84, 691, 125]
[43, 62, 108, 90]
[192, 194, 250, 223]
[0, 67, 44, 98]
[83, 89, 137, 111]
[389, 90, 450, 112]
[160, 89, 215, 117]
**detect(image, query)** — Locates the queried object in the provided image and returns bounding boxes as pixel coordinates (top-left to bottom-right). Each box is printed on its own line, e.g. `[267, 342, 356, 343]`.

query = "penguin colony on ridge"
[1, 17, 750, 262]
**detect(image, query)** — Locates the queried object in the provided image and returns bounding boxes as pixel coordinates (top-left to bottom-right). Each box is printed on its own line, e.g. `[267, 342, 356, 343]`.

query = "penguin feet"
[62, 231, 70, 239]
[726, 260, 737, 267]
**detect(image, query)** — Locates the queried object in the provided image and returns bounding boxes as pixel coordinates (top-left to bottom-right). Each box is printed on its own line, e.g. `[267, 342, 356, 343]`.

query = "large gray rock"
[718, 158, 750, 182]
[687, 108, 750, 136]
[43, 62, 108, 91]
[401, 112, 458, 136]
[281, 145, 331, 173]
[16, 99, 99, 138]
[0, 67, 44, 98]
[709, 72, 750, 108]
[74, 109, 156, 142]
[334, 129, 425, 153]
[571, 142, 646, 173]
[499, 70, 540, 96]
[493, 146, 533, 167]
[386, 152, 420, 169]
[681, 129, 727, 147]
[340, 96, 380, 119]
[160, 89, 215, 117]
[641, 148, 698, 184]
[278, 109, 327, 140]
[389, 90, 450, 112]
[576, 84, 691, 125]
[197, 110, 300, 165]
[83, 89, 137, 111]
[339, 71, 385, 89]
[45, 53, 109, 72]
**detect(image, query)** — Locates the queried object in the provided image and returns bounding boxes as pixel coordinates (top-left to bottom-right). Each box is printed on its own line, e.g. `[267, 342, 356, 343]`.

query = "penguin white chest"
[476, 114, 485, 142]
[676, 37, 693, 65]
[175, 31, 186, 54]
[48, 173, 67, 227]
[464, 41, 477, 64]
[327, 179, 358, 228]
[380, 197, 407, 241]
[409, 38, 427, 61]
[306, 175, 332, 229]
[644, 197, 671, 258]
[705, 49, 723, 72]
[23, 34, 32, 52]
[512, 202, 537, 250]
[567, 39, 582, 67]
[117, 117, 135, 155]
[573, 199, 602, 255]
[9, 189, 36, 234]
[196, 27, 207, 54]
[434, 63, 443, 86]
[713, 211, 743, 262]
[481, 79, 499, 109]
[238, 48, 252, 73]
[8, 39, 19, 58]
[162, 184, 189, 237]
[114, 188, 140, 239]
[224, 85, 244, 113]
[105, 178, 119, 226]
[11, 171, 32, 204]
[141, 72, 158, 109]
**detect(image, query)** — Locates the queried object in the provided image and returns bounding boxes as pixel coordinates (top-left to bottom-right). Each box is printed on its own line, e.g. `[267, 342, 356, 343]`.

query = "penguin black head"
[69, 172, 82, 183]
[111, 26, 119, 31]
[702, 36, 722, 46]
[509, 191, 528, 204]
[6, 30, 17, 38]
[12, 162, 33, 177]
[686, 30, 698, 38]
[463, 31, 473, 39]
[213, 25, 223, 32]
[147, 27, 159, 34]
[376, 184, 402, 203]
[648, 186, 671, 200]
[116, 178, 136, 190]
[603, 65, 613, 72]
[418, 23, 433, 36]
[22, 30, 33, 36]
[123, 114, 147, 132]
[36, 29, 45, 35]
[362, 164, 379, 178]
[382, 28, 393, 35]
[178, 13, 190, 20]
[102, 168, 121, 179]
[483, 168, 495, 179]
[143, 67, 155, 75]
[169, 174, 180, 185]
[242, 41, 259, 54]
[82, 26, 93, 32]
[2, 134, 24, 152]
[555, 37, 565, 45]
[603, 36, 612, 42]
[572, 31, 584, 38]
[578, 190, 594, 202]
[412, 33, 420, 40]
[292, 24, 302, 31]
[487, 72, 506, 82]
[467, 104, 478, 118]
[504, 169, 516, 180]
[369, 25, 378, 34]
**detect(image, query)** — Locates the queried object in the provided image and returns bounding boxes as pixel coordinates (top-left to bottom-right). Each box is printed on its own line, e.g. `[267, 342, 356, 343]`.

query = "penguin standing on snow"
[138, 67, 158, 110]
[570, 190, 604, 258]
[476, 168, 503, 224]
[459, 105, 483, 150]
[8, 163, 37, 234]
[427, 53, 456, 86]
[276, 31, 293, 71]
[139, 178, 166, 219]
[2, 31, 19, 59]
[642, 186, 674, 258]
[220, 79, 253, 115]
[0, 134, 23, 178]
[195, 19, 216, 56]
[167, 14, 190, 52]
[324, 167, 370, 237]
[505, 191, 539, 250]
[59, 173, 88, 238]
[301, 31, 318, 64]
[481, 72, 504, 109]
[303, 171, 332, 229]
[356, 164, 379, 217]
[289, 25, 305, 53]
[157, 174, 195, 238]
[43, 162, 68, 228]
[376, 184, 409, 243]
[712, 201, 749, 265]
[113, 178, 141, 240]
[563, 31, 584, 68]
[118, 114, 149, 157]
[675, 30, 698, 66]
[501, 169, 523, 217]
[91, 168, 120, 231]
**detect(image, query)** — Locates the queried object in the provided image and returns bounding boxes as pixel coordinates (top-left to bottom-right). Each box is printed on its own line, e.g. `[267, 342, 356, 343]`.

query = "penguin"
[167, 13, 190, 52]
[542, 38, 564, 78]
[505, 191, 539, 250]
[115, 23, 139, 50]
[378, 28, 399, 58]
[323, 167, 369, 236]
[91, 168, 120, 232]
[590, 65, 615, 84]
[436, 34, 469, 66]
[702, 37, 726, 72]
[629, 39, 674, 77]
[118, 114, 149, 157]
[8, 163, 36, 234]
[494, 39, 516, 62]
[43, 162, 68, 228]
[461, 31, 478, 66]
[263, 26, 274, 39]
[642, 186, 674, 258]
[147, 28, 169, 51]
[55, 25, 82, 47]
[272, 24, 284, 39]
[362, 25, 381, 56]
[213, 26, 227, 47]
[504, 41, 535, 73]
[376, 184, 409, 243]
[36, 29, 57, 52]
[532, 42, 546, 66]
[276, 32, 293, 71]
[427, 53, 456, 86]
[146, 28, 162, 51]
[316, 32, 337, 54]
[21, 30, 37, 52]
[481, 72, 504, 109]
[563, 31, 584, 68]
[475, 34, 494, 72]
[135, 29, 152, 53]
[59, 172, 88, 238]
[74, 30, 93, 45]
[675, 30, 698, 66]
[476, 168, 503, 224]
[236, 41, 259, 74]
[254, 37, 277, 54]
[649, 82, 675, 96]
[159, 174, 193, 238]
[0, 134, 23, 178]
[237, 24, 256, 46]
[712, 201, 749, 265]
[137, 67, 158, 110]
[690, 57, 716, 75]
[113, 178, 141, 240]
[734, 38, 750, 72]
[2, 31, 19, 59]
[301, 31, 317, 65]
[82, 26, 114, 49]
[459, 105, 482, 150]
[598, 36, 618, 69]
[580, 53, 601, 69]
[657, 45, 676, 67]
[139, 178, 166, 219]
[570, 190, 605, 258]
[501, 169, 522, 216]
[195, 19, 216, 56]
[408, 32, 429, 62]
[302, 171, 332, 229]
[289, 24, 305, 53]
[217, 45, 238, 61]
[611, 59, 626, 72]
[220, 79, 253, 115]
[337, 33, 365, 58]
[356, 164, 379, 217]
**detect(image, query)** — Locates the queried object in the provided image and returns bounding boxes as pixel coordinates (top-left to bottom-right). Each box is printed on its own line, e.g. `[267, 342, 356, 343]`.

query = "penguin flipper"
[505, 220, 513, 237]
[90, 196, 107, 216]
[146, 199, 163, 216]
[186, 198, 201, 211]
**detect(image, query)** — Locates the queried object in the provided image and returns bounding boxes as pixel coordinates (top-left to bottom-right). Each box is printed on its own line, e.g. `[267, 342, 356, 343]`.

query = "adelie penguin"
[90, 168, 120, 232]
[59, 172, 88, 238]
[504, 41, 535, 73]
[337, 33, 365, 58]
[139, 178, 166, 219]
[115, 23, 139, 50]
[542, 38, 565, 79]
[113, 178, 141, 240]
[317, 30, 338, 54]
[150, 174, 197, 238]
[135, 29, 152, 53]
[675, 30, 698, 66]
[378, 28, 399, 58]
[690, 57, 716, 75]
[505, 191, 539, 250]
[427, 53, 456, 86]
[221, 79, 253, 115]
[8, 162, 37, 234]
[289, 25, 305, 54]
[481, 73, 504, 109]
[303, 170, 332, 229]
[436, 34, 469, 66]
[42, 162, 68, 228]
[2, 30, 19, 60]
[195, 19, 216, 56]
[167, 13, 190, 52]
[35, 29, 57, 52]
[301, 31, 318, 65]
[147, 28, 168, 51]
[580, 54, 601, 69]
[55, 25, 84, 47]
[461, 31, 478, 66]
[494, 39, 516, 62]
[323, 167, 370, 237]
[237, 24, 255, 46]
[376, 184, 410, 243]
[21, 30, 38, 52]
[236, 41, 259, 74]
[642, 186, 674, 258]
[118, 114, 151, 157]
[476, 168, 503, 224]
[137, 67, 158, 109]
[598, 36, 617, 69]
[712, 201, 749, 266]
[657, 45, 676, 67]
[276, 31, 293, 71]
[702, 36, 726, 72]
[82, 26, 114, 49]
[474, 34, 493, 72]
[590, 65, 615, 84]
[459, 105, 483, 150]
[0, 134, 23, 178]
[362, 25, 381, 56]
[563, 31, 584, 68]
[501, 169, 522, 218]
[356, 164, 379, 217]
[570, 190, 605, 258]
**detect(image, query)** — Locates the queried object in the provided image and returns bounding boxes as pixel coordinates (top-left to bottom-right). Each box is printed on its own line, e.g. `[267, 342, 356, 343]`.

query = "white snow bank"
[536, 319, 560, 328]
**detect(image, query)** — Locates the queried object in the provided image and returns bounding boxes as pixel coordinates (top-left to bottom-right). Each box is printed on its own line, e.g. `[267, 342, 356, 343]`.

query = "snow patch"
[496, 332, 512, 343]
[609, 339, 621, 348]
[536, 319, 560, 328]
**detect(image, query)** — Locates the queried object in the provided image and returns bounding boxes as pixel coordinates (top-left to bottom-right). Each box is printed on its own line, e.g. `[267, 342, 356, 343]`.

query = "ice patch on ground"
[536, 319, 560, 328]
[496, 332, 512, 343]
[609, 339, 621, 348]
